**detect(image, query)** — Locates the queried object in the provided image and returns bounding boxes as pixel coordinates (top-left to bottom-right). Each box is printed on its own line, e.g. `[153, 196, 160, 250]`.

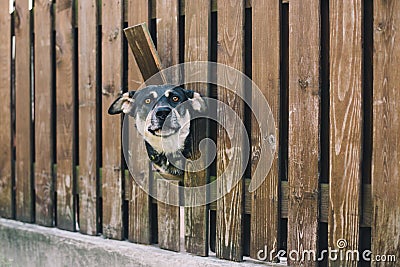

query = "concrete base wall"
[0, 218, 280, 267]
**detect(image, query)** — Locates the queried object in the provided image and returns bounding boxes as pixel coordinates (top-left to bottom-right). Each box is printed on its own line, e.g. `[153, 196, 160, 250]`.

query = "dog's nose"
[155, 107, 171, 120]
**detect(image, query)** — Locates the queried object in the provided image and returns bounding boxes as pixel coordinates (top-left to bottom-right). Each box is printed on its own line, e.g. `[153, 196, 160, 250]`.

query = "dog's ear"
[185, 90, 207, 112]
[108, 91, 136, 115]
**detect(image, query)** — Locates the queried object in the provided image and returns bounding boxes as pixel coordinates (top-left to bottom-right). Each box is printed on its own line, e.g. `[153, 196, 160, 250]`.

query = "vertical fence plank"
[15, 0, 34, 223]
[126, 2, 152, 245]
[288, 0, 320, 266]
[156, 0, 181, 252]
[329, 0, 362, 265]
[56, 0, 76, 231]
[34, 0, 54, 227]
[216, 0, 245, 262]
[78, 0, 99, 235]
[0, 1, 12, 219]
[250, 0, 280, 261]
[183, 0, 210, 256]
[101, 0, 123, 240]
[372, 0, 400, 261]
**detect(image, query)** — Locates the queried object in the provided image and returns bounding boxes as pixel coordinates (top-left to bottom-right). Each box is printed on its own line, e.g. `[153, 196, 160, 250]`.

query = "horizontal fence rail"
[0, 0, 399, 266]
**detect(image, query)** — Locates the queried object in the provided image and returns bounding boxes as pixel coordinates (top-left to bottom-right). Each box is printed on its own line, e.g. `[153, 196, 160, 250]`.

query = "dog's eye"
[144, 98, 151, 104]
[172, 96, 179, 102]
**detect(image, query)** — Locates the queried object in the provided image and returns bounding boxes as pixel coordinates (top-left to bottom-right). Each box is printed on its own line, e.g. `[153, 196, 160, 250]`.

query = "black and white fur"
[108, 85, 206, 177]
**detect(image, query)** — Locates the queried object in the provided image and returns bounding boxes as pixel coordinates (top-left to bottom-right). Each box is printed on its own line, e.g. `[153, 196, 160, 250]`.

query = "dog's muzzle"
[148, 106, 177, 136]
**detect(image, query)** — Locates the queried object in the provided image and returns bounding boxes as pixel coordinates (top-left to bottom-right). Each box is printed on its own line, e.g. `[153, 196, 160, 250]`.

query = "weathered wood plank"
[124, 23, 165, 85]
[288, 0, 321, 266]
[183, 0, 210, 257]
[216, 0, 245, 262]
[0, 1, 13, 219]
[250, 0, 280, 261]
[15, 0, 34, 223]
[126, 1, 153, 245]
[157, 176, 180, 252]
[78, 0, 99, 235]
[55, 0, 76, 231]
[34, 0, 54, 227]
[155, 0, 181, 252]
[372, 0, 400, 262]
[329, 0, 363, 265]
[101, 0, 124, 240]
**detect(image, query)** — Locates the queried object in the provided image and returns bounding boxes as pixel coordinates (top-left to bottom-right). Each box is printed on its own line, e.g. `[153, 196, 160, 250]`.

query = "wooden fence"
[0, 0, 399, 266]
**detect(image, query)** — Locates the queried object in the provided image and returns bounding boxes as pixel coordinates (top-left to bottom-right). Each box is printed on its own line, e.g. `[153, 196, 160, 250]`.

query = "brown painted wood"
[329, 0, 363, 265]
[78, 0, 99, 235]
[216, 0, 245, 262]
[34, 0, 54, 227]
[372, 0, 400, 261]
[15, 0, 34, 223]
[250, 0, 280, 261]
[183, 0, 210, 257]
[55, 0, 76, 231]
[101, 0, 124, 240]
[0, 2, 13, 219]
[154, 0, 181, 252]
[157, 176, 180, 252]
[126, 0, 152, 245]
[287, 1, 320, 266]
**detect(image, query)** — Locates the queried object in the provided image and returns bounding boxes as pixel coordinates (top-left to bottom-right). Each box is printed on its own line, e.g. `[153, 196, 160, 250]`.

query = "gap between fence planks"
[287, 1, 320, 266]
[101, 0, 124, 240]
[15, 0, 34, 223]
[216, 0, 245, 262]
[183, 0, 210, 257]
[78, 0, 99, 235]
[250, 0, 280, 261]
[372, 0, 400, 260]
[34, 0, 55, 227]
[55, 0, 76, 231]
[329, 1, 363, 266]
[0, 1, 12, 219]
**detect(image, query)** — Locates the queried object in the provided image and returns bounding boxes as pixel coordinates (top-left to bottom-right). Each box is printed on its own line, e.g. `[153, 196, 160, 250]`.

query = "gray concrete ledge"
[0, 218, 282, 267]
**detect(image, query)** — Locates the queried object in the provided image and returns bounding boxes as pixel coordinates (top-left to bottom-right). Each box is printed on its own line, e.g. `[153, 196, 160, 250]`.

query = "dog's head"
[108, 85, 206, 154]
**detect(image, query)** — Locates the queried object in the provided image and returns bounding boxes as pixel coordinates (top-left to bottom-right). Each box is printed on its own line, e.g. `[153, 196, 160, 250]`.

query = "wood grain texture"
[101, 0, 123, 240]
[372, 0, 400, 262]
[78, 0, 98, 235]
[155, 0, 181, 252]
[0, 1, 12, 219]
[329, 0, 363, 265]
[55, 0, 76, 231]
[156, 0, 179, 69]
[250, 0, 280, 261]
[34, 0, 54, 227]
[126, 0, 152, 245]
[15, 0, 34, 223]
[288, 1, 320, 266]
[216, 0, 245, 262]
[183, 0, 210, 257]
[157, 177, 180, 252]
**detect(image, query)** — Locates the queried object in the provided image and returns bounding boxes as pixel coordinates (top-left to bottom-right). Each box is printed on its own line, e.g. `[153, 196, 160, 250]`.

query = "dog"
[108, 85, 206, 178]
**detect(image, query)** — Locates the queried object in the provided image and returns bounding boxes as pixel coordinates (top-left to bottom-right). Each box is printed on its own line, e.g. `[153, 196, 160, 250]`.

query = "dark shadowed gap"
[279, 3, 289, 183]
[122, 20, 129, 240]
[96, 23, 103, 234]
[11, 6, 16, 220]
[243, 6, 252, 257]
[320, 0, 330, 184]
[30, 7, 35, 222]
[318, 223, 328, 267]
[179, 14, 184, 66]
[73, 7, 79, 231]
[208, 10, 218, 254]
[51, 1, 57, 226]
[360, 0, 373, 260]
